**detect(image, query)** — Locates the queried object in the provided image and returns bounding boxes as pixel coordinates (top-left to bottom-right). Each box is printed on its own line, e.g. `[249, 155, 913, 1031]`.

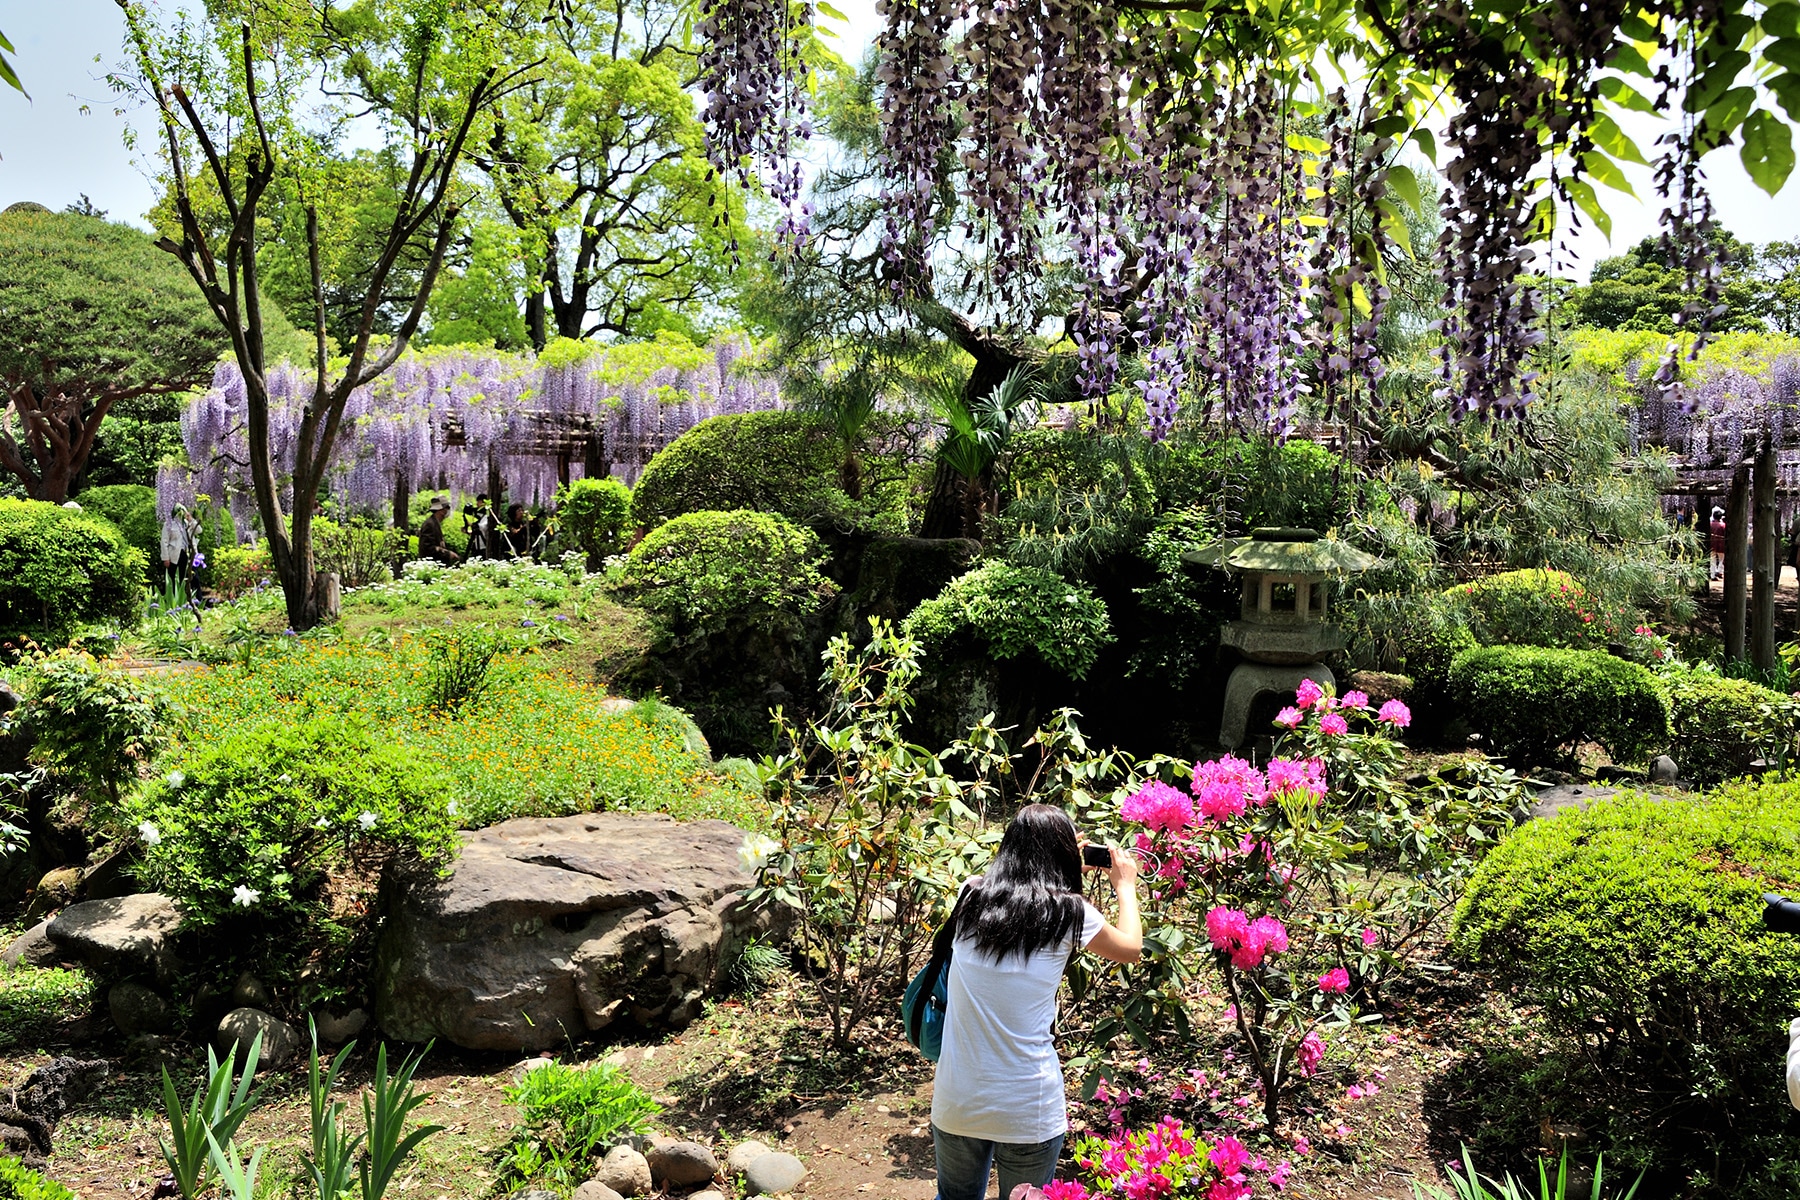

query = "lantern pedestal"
[1220, 662, 1335, 751]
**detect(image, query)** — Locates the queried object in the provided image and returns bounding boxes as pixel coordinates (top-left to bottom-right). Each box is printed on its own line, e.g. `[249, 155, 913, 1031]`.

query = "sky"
[0, 0, 1792, 279]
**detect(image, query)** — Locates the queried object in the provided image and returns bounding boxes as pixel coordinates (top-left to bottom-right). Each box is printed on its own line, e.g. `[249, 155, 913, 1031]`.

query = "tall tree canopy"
[0, 205, 224, 502]
[472, 0, 744, 347]
[697, 0, 1800, 421]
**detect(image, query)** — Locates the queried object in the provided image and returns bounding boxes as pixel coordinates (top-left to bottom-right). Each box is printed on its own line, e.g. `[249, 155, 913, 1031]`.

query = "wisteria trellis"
[158, 339, 783, 536]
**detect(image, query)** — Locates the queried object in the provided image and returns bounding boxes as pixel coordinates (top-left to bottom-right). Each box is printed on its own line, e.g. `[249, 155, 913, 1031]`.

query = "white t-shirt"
[930, 879, 1106, 1143]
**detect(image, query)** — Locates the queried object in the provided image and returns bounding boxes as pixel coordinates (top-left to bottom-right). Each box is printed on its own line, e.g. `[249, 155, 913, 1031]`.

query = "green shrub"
[73, 484, 159, 567]
[631, 410, 910, 532]
[1446, 568, 1629, 650]
[1663, 669, 1800, 785]
[0, 498, 146, 644]
[903, 560, 1112, 680]
[618, 509, 836, 630]
[127, 713, 459, 992]
[209, 542, 272, 598]
[1153, 434, 1350, 531]
[1448, 645, 1669, 765]
[312, 518, 405, 588]
[502, 1061, 660, 1184]
[20, 649, 171, 809]
[557, 476, 633, 566]
[0, 1157, 77, 1200]
[1451, 784, 1800, 1192]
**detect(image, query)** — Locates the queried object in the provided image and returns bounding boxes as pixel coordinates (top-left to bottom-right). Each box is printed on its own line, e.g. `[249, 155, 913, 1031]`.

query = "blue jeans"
[932, 1125, 1064, 1200]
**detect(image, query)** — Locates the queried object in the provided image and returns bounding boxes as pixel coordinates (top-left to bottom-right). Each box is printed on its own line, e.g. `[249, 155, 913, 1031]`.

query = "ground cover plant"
[151, 636, 755, 832]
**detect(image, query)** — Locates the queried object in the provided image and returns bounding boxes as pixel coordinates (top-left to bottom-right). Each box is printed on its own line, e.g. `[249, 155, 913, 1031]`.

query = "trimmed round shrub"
[1445, 568, 1627, 649]
[1448, 644, 1669, 764]
[1664, 669, 1800, 785]
[903, 561, 1112, 680]
[632, 410, 911, 532]
[210, 541, 273, 598]
[1451, 784, 1800, 1191]
[71, 483, 159, 568]
[0, 498, 146, 645]
[619, 509, 837, 629]
[557, 476, 633, 565]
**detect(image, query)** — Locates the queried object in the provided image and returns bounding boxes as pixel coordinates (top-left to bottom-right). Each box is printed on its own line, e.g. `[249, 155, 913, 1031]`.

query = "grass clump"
[0, 960, 92, 1052]
[501, 1061, 660, 1186]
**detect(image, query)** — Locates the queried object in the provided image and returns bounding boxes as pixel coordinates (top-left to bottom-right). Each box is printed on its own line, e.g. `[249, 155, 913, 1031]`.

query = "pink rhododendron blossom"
[1250, 915, 1289, 953]
[1297, 1030, 1325, 1076]
[1125, 1174, 1173, 1200]
[1342, 690, 1369, 709]
[1318, 967, 1350, 994]
[1292, 1135, 1312, 1156]
[1266, 757, 1327, 798]
[1043, 1184, 1091, 1200]
[1206, 1182, 1251, 1200]
[1377, 698, 1412, 728]
[1211, 1136, 1250, 1176]
[1193, 755, 1268, 812]
[1122, 780, 1195, 833]
[1361, 927, 1380, 948]
[1295, 678, 1324, 709]
[1274, 705, 1302, 728]
[1207, 906, 1250, 950]
[1346, 1084, 1365, 1100]
[1318, 711, 1349, 736]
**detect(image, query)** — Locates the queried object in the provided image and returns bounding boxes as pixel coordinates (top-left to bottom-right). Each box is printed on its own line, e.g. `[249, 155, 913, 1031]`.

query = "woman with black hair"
[930, 803, 1142, 1200]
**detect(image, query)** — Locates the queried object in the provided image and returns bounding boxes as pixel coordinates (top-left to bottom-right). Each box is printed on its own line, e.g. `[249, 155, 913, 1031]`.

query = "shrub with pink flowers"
[1011, 1118, 1293, 1200]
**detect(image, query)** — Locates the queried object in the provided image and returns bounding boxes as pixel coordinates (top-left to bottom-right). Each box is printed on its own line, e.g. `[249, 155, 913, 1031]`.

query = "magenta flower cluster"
[1206, 907, 1289, 970]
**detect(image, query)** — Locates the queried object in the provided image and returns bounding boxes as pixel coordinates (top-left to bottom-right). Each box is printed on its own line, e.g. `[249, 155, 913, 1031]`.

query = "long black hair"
[953, 803, 1087, 962]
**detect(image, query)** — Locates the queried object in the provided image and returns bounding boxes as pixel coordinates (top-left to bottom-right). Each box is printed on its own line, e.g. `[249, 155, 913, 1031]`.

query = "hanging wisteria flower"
[357, 811, 378, 831]
[1318, 711, 1349, 736]
[1295, 679, 1325, 710]
[1378, 699, 1412, 728]
[1318, 967, 1351, 994]
[739, 832, 781, 874]
[138, 821, 161, 846]
[1121, 780, 1195, 833]
[232, 885, 261, 907]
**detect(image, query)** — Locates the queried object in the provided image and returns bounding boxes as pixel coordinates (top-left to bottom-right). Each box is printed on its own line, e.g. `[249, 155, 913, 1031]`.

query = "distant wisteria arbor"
[157, 338, 783, 537]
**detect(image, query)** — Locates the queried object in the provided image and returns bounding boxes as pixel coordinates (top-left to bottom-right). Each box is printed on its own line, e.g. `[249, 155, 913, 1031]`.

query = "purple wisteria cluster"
[696, 0, 814, 253]
[157, 340, 783, 534]
[1637, 353, 1800, 465]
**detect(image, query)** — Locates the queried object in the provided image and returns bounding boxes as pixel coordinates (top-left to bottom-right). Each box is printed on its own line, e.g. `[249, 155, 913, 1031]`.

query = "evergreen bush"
[1446, 568, 1629, 650]
[556, 476, 633, 566]
[631, 410, 911, 532]
[1448, 644, 1669, 764]
[1452, 784, 1800, 1192]
[618, 509, 837, 630]
[72, 484, 159, 568]
[904, 560, 1112, 680]
[1663, 669, 1800, 785]
[0, 498, 146, 644]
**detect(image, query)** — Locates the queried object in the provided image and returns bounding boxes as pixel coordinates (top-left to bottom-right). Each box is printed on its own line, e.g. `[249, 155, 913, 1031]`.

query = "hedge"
[904, 561, 1113, 680]
[618, 509, 837, 630]
[1445, 568, 1627, 650]
[1447, 644, 1669, 764]
[1663, 669, 1800, 785]
[1451, 783, 1800, 1192]
[0, 498, 146, 645]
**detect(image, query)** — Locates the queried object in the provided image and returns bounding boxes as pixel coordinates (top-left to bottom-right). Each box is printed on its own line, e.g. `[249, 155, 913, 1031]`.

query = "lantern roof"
[1183, 527, 1381, 575]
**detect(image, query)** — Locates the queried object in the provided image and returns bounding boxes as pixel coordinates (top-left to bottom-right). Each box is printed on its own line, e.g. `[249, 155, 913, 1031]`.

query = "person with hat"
[418, 496, 462, 564]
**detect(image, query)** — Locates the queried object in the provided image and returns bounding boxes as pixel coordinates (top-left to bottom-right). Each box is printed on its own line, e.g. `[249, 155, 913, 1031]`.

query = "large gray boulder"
[373, 813, 773, 1052]
[45, 894, 182, 979]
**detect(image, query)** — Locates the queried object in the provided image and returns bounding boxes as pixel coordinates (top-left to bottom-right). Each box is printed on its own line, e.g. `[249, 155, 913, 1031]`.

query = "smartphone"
[1081, 844, 1113, 869]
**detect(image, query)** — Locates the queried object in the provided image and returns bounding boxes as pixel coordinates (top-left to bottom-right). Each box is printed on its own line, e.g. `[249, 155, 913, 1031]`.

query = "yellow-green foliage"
[1562, 327, 1800, 392]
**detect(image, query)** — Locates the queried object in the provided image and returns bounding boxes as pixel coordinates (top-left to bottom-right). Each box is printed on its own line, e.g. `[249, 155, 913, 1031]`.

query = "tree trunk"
[1751, 433, 1779, 672]
[919, 459, 966, 539]
[583, 432, 609, 482]
[392, 473, 411, 533]
[1725, 461, 1750, 664]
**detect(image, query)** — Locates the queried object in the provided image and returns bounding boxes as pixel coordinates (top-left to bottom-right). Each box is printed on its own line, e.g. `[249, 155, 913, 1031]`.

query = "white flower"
[357, 811, 378, 831]
[164, 770, 186, 789]
[232, 885, 261, 908]
[138, 821, 161, 846]
[738, 832, 781, 874]
[315, 818, 331, 830]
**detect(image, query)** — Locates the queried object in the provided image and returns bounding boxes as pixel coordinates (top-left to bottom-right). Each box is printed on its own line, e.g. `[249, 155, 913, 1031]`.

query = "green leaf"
[816, 1, 849, 19]
[1366, 114, 1410, 139]
[1767, 36, 1800, 73]
[1580, 150, 1638, 197]
[1763, 4, 1800, 39]
[1609, 42, 1652, 75]
[1564, 176, 1610, 239]
[1374, 198, 1415, 258]
[1386, 163, 1425, 213]
[1771, 71, 1800, 122]
[1410, 127, 1437, 165]
[1588, 113, 1648, 164]
[1285, 132, 1330, 155]
[1704, 85, 1758, 136]
[1740, 108, 1796, 194]
[1597, 75, 1658, 113]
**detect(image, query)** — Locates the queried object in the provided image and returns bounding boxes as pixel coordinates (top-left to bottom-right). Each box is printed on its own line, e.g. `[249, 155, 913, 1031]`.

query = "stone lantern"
[1184, 527, 1379, 750]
